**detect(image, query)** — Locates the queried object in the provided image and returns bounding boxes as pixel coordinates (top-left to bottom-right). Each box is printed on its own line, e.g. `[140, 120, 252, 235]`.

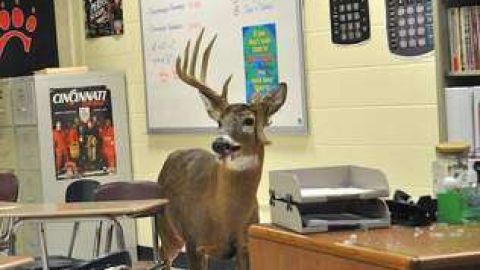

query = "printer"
[269, 166, 391, 233]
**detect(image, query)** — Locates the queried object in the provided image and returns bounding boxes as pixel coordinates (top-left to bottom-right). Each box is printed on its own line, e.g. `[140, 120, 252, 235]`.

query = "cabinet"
[0, 78, 40, 201]
[0, 71, 136, 259]
[0, 78, 43, 255]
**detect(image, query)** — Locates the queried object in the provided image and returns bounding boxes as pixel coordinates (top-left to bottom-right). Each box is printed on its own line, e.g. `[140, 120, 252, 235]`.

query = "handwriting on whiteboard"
[148, 37, 179, 83]
[151, 39, 177, 64]
[144, 1, 205, 83]
[148, 0, 203, 16]
[230, 0, 274, 16]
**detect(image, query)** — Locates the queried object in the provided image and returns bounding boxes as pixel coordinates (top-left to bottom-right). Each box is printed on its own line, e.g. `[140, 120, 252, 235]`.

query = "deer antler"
[176, 28, 232, 110]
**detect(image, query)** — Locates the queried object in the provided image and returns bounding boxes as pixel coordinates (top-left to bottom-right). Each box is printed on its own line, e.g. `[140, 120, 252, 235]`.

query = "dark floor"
[170, 252, 235, 270]
[138, 248, 235, 270]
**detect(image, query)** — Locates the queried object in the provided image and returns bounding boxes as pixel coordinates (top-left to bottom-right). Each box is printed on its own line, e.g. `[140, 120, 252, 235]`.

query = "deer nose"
[212, 137, 231, 155]
[212, 136, 240, 156]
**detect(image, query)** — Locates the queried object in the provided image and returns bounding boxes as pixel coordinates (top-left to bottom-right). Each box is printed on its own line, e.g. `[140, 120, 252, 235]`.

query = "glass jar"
[433, 143, 471, 224]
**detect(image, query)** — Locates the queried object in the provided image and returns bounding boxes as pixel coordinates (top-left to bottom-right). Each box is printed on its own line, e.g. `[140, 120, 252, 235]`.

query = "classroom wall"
[54, 0, 85, 66]
[63, 0, 439, 246]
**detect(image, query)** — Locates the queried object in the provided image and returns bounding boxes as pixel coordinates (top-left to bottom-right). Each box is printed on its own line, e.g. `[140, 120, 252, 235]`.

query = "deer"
[157, 29, 287, 270]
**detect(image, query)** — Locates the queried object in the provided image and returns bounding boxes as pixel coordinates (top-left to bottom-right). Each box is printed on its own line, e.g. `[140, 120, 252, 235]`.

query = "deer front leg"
[186, 242, 209, 270]
[234, 239, 250, 270]
[236, 206, 259, 270]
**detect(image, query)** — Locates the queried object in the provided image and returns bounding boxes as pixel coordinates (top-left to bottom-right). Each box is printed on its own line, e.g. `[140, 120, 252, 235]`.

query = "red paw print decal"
[0, 1, 37, 58]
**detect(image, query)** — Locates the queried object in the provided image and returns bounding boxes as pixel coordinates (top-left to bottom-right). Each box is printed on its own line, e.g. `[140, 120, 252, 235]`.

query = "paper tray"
[269, 166, 391, 233]
[269, 166, 389, 204]
[271, 198, 391, 233]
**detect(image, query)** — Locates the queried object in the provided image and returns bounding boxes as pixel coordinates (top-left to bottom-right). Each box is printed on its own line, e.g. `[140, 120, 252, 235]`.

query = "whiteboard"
[140, 0, 307, 133]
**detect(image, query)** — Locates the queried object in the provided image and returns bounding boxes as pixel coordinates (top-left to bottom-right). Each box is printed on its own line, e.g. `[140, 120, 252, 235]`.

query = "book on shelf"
[444, 86, 480, 155]
[448, 5, 480, 74]
[445, 87, 474, 148]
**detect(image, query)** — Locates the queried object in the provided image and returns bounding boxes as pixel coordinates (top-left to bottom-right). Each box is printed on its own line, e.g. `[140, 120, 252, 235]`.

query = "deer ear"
[199, 95, 223, 122]
[263, 83, 287, 117]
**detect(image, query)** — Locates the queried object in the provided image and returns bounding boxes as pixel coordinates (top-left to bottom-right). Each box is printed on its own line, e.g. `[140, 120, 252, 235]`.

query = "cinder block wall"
[64, 0, 439, 245]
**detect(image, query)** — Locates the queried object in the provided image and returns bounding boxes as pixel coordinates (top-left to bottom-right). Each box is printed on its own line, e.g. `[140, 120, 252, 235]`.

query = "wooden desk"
[249, 224, 480, 270]
[0, 199, 168, 270]
[0, 256, 34, 270]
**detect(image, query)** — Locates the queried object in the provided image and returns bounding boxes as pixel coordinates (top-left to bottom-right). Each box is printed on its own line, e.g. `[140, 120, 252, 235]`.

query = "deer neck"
[215, 146, 264, 213]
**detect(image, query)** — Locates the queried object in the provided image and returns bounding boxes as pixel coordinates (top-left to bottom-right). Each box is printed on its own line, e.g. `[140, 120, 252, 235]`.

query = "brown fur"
[158, 147, 263, 269]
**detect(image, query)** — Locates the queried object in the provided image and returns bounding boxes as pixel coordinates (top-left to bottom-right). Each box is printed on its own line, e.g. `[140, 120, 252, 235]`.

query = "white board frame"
[139, 0, 308, 134]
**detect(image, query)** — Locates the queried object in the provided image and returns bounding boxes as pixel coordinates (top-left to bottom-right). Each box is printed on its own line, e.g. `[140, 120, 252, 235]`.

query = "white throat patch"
[224, 155, 259, 171]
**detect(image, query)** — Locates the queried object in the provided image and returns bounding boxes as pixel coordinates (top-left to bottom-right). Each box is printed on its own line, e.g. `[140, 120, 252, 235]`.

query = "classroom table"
[249, 224, 480, 270]
[0, 199, 168, 270]
[0, 255, 34, 270]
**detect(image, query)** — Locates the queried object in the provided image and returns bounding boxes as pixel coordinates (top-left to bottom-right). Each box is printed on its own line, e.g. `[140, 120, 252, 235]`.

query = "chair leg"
[104, 224, 114, 254]
[38, 223, 50, 270]
[152, 215, 161, 265]
[7, 234, 15, 256]
[1, 219, 10, 251]
[93, 221, 103, 257]
[7, 219, 17, 256]
[110, 218, 126, 250]
[68, 222, 80, 258]
[0, 219, 6, 240]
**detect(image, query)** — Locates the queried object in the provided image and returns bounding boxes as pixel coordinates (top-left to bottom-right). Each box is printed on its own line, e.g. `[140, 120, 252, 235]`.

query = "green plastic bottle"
[433, 143, 470, 224]
[437, 189, 466, 224]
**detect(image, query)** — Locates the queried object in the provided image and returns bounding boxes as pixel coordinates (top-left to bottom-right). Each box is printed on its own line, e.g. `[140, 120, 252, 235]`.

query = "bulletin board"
[139, 0, 307, 133]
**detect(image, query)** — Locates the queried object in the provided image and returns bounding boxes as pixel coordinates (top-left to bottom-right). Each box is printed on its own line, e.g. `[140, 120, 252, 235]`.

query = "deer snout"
[212, 136, 241, 157]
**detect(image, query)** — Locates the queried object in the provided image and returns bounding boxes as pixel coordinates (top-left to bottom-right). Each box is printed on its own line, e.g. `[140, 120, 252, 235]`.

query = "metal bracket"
[286, 194, 293, 212]
[269, 190, 276, 206]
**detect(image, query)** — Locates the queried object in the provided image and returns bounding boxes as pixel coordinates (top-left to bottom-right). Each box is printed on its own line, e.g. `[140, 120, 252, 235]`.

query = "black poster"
[84, 0, 123, 38]
[50, 86, 117, 180]
[0, 0, 59, 78]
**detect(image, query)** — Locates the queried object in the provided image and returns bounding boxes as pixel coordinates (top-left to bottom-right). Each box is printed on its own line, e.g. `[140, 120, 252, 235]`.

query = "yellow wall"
[63, 0, 440, 245]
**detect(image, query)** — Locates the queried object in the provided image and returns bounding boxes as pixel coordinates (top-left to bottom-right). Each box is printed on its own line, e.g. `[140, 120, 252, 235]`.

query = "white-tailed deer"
[157, 29, 287, 270]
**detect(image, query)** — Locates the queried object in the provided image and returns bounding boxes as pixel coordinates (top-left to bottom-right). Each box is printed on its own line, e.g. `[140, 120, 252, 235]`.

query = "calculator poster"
[242, 23, 279, 102]
[84, 0, 124, 38]
[50, 86, 117, 180]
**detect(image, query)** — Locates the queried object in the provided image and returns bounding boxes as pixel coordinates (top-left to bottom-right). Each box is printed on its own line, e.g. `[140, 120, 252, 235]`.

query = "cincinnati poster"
[84, 0, 123, 38]
[50, 86, 117, 180]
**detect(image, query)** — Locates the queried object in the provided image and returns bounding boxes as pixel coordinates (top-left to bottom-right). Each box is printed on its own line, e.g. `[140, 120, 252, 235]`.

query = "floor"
[132, 261, 181, 270]
[134, 252, 235, 270]
[133, 254, 235, 270]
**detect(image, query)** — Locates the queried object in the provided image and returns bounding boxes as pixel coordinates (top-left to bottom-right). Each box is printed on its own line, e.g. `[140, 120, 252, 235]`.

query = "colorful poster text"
[243, 23, 279, 102]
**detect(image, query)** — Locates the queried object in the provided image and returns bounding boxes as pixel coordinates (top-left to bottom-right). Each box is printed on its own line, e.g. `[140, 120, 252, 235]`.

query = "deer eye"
[243, 117, 254, 126]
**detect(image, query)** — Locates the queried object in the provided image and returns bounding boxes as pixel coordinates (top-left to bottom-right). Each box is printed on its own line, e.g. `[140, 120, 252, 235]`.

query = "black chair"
[66, 179, 100, 202]
[0, 173, 19, 254]
[65, 179, 101, 258]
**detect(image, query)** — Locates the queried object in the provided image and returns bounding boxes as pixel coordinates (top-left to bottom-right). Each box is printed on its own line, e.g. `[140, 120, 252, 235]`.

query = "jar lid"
[436, 142, 470, 154]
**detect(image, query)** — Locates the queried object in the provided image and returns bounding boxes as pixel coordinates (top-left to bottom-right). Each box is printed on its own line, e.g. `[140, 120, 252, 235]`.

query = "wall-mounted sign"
[0, 0, 58, 78]
[243, 23, 279, 102]
[84, 0, 123, 38]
